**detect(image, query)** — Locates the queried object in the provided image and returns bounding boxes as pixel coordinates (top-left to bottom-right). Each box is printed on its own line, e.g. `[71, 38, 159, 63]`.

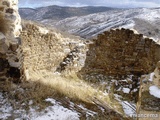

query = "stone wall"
[0, 0, 21, 37]
[0, 0, 22, 83]
[20, 22, 84, 80]
[79, 28, 160, 78]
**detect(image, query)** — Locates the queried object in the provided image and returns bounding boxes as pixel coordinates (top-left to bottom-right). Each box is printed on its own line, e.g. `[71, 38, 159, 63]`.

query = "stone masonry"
[79, 28, 160, 79]
[20, 22, 84, 81]
[0, 0, 22, 83]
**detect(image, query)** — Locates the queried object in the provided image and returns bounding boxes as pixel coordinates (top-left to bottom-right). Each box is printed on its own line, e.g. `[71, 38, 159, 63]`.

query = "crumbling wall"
[0, 0, 22, 83]
[79, 28, 160, 78]
[20, 22, 84, 80]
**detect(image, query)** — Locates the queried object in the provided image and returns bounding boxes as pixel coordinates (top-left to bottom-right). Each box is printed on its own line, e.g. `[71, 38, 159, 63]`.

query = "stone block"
[0, 32, 6, 44]
[2, 1, 10, 7]
[5, 14, 16, 21]
[0, 43, 8, 54]
[10, 43, 18, 51]
[0, 7, 4, 11]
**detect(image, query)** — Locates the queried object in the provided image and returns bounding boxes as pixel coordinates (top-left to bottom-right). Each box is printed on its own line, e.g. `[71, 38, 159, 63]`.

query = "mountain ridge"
[19, 5, 117, 21]
[19, 6, 160, 40]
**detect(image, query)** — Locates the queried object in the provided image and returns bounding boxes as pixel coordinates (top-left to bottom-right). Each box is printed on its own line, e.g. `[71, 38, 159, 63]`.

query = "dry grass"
[24, 69, 125, 116]
[27, 69, 97, 103]
[0, 13, 9, 34]
[0, 69, 128, 119]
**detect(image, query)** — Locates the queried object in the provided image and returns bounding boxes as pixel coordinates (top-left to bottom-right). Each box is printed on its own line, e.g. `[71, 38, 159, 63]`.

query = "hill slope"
[20, 6, 160, 39]
[52, 8, 160, 39]
[19, 5, 116, 21]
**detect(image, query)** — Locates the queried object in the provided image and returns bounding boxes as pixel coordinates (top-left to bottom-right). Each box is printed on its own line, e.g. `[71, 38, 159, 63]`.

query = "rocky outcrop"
[136, 61, 160, 120]
[0, 0, 22, 83]
[79, 28, 160, 80]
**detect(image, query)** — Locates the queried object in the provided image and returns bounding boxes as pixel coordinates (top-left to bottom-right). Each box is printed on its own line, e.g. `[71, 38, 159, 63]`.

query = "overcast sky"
[19, 0, 160, 8]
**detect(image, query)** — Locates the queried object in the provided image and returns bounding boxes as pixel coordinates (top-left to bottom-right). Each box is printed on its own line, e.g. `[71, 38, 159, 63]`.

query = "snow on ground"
[32, 98, 79, 120]
[0, 93, 13, 120]
[149, 72, 155, 81]
[53, 8, 160, 39]
[0, 93, 79, 120]
[122, 88, 130, 94]
[77, 104, 97, 117]
[149, 85, 160, 98]
[118, 22, 135, 29]
[121, 101, 136, 117]
[137, 8, 160, 22]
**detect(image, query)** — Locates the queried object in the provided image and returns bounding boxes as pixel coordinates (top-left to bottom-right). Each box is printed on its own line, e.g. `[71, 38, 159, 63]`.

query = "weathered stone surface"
[2, 1, 10, 7]
[136, 61, 160, 120]
[0, 0, 22, 83]
[79, 28, 160, 79]
[6, 8, 14, 14]
[153, 68, 160, 88]
[20, 22, 85, 81]
[0, 7, 4, 12]
[0, 58, 8, 72]
[0, 32, 6, 44]
[5, 14, 16, 22]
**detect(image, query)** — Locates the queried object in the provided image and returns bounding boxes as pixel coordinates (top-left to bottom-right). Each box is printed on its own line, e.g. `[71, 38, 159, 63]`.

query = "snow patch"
[0, 94, 79, 120]
[32, 98, 79, 120]
[122, 101, 136, 116]
[149, 85, 160, 98]
[149, 72, 155, 81]
[77, 104, 97, 116]
[122, 88, 130, 94]
[0, 93, 13, 120]
[38, 26, 49, 34]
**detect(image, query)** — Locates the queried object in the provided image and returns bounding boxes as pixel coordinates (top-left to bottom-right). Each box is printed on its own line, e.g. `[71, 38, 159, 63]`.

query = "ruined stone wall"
[0, 0, 22, 82]
[79, 28, 160, 78]
[20, 22, 84, 80]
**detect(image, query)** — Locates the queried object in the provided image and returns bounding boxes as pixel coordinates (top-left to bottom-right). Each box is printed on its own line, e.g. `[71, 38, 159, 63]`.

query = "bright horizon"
[19, 0, 160, 8]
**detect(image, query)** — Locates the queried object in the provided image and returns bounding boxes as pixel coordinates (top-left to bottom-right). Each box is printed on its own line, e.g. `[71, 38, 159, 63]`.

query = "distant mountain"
[19, 5, 116, 21]
[52, 8, 160, 39]
[19, 6, 160, 40]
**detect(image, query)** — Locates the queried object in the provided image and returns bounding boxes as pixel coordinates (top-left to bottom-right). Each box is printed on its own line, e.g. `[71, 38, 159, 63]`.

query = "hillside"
[19, 5, 116, 22]
[52, 8, 160, 39]
[20, 6, 160, 40]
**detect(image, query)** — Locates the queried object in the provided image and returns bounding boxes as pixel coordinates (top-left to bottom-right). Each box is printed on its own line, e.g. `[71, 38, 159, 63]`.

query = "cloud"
[19, 0, 160, 8]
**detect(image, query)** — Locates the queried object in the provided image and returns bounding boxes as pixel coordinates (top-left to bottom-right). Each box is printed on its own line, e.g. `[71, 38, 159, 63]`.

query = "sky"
[19, 0, 160, 8]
